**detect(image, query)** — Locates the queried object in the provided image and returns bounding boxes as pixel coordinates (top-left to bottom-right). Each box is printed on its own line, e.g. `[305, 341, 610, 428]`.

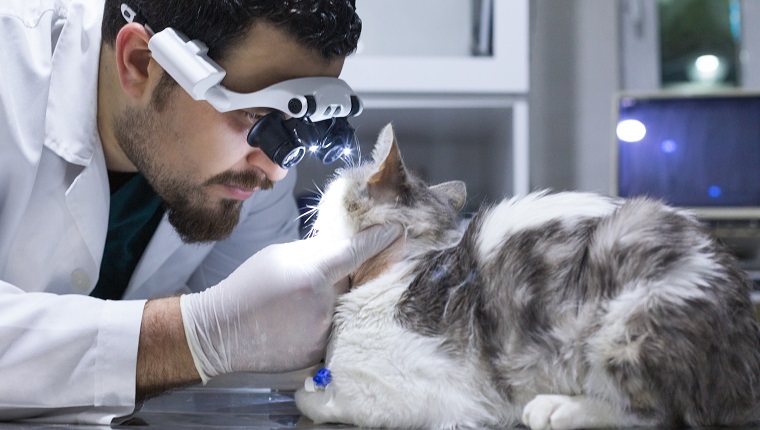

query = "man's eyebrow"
[239, 107, 272, 115]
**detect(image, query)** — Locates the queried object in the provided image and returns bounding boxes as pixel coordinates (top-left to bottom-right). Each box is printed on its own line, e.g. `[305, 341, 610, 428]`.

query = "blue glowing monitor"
[613, 91, 760, 219]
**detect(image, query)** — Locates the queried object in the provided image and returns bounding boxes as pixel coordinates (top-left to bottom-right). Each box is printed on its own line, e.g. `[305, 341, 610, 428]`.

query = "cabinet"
[294, 0, 530, 223]
[340, 0, 529, 94]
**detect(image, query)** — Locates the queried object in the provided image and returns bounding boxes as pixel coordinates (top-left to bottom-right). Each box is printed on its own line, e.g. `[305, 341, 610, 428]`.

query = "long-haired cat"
[295, 124, 760, 429]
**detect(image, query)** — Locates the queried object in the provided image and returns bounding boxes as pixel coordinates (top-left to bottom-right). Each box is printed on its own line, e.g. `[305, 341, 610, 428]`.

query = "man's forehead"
[216, 21, 344, 94]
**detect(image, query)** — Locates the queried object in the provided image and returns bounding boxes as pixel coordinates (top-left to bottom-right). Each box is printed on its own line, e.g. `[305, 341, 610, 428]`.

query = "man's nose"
[246, 148, 288, 181]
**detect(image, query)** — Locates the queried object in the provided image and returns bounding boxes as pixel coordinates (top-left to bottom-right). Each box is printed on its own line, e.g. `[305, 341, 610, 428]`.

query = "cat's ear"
[370, 123, 399, 166]
[430, 181, 467, 212]
[367, 124, 409, 201]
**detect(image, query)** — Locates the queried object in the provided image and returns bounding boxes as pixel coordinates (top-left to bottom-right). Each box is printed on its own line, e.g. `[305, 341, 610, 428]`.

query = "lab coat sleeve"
[0, 280, 145, 425]
[186, 170, 302, 290]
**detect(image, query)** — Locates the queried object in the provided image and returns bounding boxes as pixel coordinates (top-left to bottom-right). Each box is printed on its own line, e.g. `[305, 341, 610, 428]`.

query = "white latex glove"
[179, 223, 402, 383]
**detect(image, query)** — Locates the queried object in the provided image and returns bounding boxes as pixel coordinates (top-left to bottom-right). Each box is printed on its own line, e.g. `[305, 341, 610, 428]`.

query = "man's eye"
[243, 111, 260, 123]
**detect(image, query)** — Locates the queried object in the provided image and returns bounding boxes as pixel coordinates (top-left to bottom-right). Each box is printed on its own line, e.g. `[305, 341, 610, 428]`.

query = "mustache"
[206, 170, 274, 191]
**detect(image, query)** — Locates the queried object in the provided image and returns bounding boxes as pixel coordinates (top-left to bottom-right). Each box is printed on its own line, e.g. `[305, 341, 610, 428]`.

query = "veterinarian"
[0, 0, 401, 424]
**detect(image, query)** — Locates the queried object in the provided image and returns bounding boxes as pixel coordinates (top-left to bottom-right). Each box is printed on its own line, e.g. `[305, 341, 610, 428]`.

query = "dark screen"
[616, 95, 760, 207]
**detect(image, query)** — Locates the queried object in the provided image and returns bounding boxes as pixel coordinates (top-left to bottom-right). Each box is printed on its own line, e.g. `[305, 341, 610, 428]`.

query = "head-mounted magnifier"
[121, 4, 363, 169]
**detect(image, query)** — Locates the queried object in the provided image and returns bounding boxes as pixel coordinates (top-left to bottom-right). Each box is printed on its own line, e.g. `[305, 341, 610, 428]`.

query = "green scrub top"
[90, 173, 165, 300]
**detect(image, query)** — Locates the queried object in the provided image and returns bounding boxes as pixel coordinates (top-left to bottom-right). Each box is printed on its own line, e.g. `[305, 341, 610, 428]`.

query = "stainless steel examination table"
[0, 370, 351, 429]
[121, 370, 346, 429]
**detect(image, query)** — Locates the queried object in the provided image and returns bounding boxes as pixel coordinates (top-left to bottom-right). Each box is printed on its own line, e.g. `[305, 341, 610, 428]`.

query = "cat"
[294, 123, 760, 429]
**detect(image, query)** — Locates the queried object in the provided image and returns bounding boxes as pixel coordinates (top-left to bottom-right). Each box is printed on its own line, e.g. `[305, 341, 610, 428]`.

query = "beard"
[112, 81, 273, 243]
[162, 168, 273, 243]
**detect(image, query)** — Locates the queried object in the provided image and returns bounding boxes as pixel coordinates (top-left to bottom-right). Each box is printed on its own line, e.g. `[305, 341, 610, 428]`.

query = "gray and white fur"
[295, 124, 760, 429]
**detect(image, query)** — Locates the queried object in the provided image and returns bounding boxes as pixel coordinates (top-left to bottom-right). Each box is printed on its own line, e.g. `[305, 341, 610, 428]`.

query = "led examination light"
[121, 4, 363, 169]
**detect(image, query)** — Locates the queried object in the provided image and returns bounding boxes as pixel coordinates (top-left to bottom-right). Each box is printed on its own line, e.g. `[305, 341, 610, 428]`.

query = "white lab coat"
[0, 0, 300, 424]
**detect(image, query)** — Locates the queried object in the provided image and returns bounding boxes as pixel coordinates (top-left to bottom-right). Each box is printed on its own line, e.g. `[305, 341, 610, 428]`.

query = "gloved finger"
[332, 276, 350, 295]
[318, 223, 403, 284]
[350, 223, 404, 264]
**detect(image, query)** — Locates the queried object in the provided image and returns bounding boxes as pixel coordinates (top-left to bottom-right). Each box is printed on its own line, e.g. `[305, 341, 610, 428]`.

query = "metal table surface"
[123, 370, 350, 429]
[121, 387, 334, 429]
[0, 370, 356, 429]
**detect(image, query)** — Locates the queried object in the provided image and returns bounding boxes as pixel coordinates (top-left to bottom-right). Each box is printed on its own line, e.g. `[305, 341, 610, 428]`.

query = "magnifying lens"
[121, 3, 363, 169]
[246, 113, 358, 169]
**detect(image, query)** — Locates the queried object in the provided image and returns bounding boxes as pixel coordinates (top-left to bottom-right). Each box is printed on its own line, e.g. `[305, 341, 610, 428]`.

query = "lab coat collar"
[44, 0, 105, 167]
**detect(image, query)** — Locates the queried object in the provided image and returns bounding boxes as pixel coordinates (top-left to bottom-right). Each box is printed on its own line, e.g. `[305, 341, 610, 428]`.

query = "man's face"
[113, 22, 344, 243]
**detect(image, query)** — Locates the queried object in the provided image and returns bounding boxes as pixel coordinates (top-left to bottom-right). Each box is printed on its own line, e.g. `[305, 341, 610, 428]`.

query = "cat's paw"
[522, 395, 588, 430]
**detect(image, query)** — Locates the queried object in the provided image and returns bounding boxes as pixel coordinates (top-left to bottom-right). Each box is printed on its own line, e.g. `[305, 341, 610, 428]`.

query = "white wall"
[742, 0, 760, 88]
[530, 0, 621, 193]
[354, 0, 472, 57]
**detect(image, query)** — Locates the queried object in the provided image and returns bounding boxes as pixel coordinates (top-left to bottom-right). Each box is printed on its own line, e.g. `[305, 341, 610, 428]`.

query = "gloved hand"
[179, 223, 402, 383]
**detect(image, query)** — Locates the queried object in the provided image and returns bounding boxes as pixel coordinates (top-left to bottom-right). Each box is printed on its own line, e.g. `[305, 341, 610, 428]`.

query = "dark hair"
[102, 0, 362, 61]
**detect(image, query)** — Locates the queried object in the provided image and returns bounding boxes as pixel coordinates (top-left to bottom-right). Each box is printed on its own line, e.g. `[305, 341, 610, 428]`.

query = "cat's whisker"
[305, 181, 325, 201]
[301, 206, 320, 226]
[293, 184, 324, 234]
[294, 207, 317, 222]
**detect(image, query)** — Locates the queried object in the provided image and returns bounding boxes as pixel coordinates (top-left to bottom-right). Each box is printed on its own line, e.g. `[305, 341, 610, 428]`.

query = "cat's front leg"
[522, 394, 645, 430]
[294, 386, 347, 425]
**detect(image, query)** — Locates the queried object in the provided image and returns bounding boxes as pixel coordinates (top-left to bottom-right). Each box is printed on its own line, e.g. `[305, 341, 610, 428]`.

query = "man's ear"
[115, 23, 154, 99]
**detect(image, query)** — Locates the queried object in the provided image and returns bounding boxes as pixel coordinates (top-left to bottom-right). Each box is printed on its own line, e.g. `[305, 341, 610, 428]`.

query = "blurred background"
[298, 0, 759, 203]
